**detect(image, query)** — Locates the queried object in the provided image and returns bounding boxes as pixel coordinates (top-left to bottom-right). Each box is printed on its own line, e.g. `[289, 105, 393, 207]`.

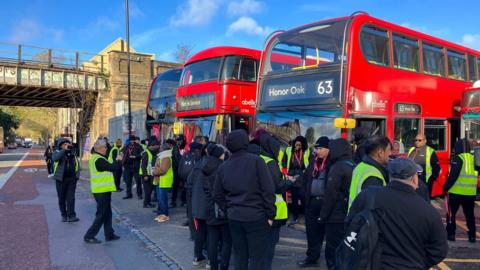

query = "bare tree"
[174, 44, 194, 64]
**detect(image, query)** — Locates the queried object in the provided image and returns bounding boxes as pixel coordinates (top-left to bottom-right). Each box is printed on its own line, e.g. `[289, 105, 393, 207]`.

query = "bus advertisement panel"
[256, 13, 480, 197]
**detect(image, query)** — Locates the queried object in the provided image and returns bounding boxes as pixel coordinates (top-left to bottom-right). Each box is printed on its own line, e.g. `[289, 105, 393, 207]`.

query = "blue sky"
[0, 0, 479, 63]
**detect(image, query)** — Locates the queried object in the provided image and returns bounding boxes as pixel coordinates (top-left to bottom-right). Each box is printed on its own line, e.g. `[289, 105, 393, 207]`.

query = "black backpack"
[178, 152, 196, 181]
[336, 191, 383, 270]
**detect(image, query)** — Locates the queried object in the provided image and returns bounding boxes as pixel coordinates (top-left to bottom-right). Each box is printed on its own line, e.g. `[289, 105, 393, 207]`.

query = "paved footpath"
[0, 147, 169, 270]
[2, 147, 480, 270]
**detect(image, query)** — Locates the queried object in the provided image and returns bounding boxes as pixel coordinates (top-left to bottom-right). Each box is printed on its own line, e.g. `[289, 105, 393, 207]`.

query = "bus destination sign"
[261, 71, 340, 107]
[177, 92, 215, 112]
[395, 103, 421, 114]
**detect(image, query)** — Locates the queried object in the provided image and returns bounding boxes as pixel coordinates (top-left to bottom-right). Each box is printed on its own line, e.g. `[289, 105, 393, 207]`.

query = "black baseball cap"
[388, 158, 423, 179]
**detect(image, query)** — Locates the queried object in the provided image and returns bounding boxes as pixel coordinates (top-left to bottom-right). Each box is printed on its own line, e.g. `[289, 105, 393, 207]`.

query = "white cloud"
[157, 51, 176, 62]
[227, 16, 271, 36]
[400, 22, 451, 39]
[93, 16, 119, 31]
[462, 34, 480, 50]
[227, 0, 265, 16]
[129, 1, 145, 18]
[132, 28, 167, 49]
[170, 0, 221, 27]
[9, 19, 63, 43]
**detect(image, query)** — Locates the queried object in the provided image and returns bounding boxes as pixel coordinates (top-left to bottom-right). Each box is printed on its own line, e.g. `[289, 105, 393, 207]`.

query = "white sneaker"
[48, 174, 53, 178]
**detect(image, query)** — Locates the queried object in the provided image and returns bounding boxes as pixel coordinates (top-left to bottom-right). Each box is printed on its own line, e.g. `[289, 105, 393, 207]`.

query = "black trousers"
[446, 193, 476, 238]
[142, 176, 154, 206]
[208, 223, 232, 270]
[304, 197, 326, 263]
[325, 223, 344, 270]
[290, 186, 305, 221]
[186, 192, 195, 239]
[229, 219, 270, 270]
[85, 192, 114, 239]
[55, 177, 77, 218]
[123, 167, 142, 197]
[46, 159, 54, 174]
[113, 167, 123, 189]
[194, 218, 207, 260]
[171, 176, 186, 204]
[265, 225, 280, 270]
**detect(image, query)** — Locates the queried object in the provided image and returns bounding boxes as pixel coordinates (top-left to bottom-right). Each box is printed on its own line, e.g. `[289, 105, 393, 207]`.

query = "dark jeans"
[194, 218, 207, 260]
[229, 219, 270, 270]
[55, 177, 77, 218]
[208, 223, 232, 270]
[156, 187, 170, 216]
[113, 168, 123, 189]
[290, 186, 305, 221]
[446, 193, 476, 238]
[46, 159, 53, 174]
[265, 225, 280, 270]
[325, 223, 344, 270]
[142, 176, 154, 206]
[305, 197, 326, 263]
[187, 192, 195, 239]
[124, 167, 142, 197]
[84, 192, 114, 239]
[171, 177, 186, 204]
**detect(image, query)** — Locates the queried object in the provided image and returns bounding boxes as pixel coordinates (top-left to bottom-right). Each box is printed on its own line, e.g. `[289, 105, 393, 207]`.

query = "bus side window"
[424, 119, 446, 151]
[360, 26, 390, 66]
[356, 118, 386, 137]
[394, 118, 420, 152]
[467, 54, 477, 82]
[447, 50, 467, 81]
[423, 43, 445, 77]
[240, 58, 257, 82]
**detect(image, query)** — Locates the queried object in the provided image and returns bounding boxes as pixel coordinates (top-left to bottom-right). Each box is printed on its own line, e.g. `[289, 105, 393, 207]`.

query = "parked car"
[8, 142, 17, 149]
[24, 138, 32, 148]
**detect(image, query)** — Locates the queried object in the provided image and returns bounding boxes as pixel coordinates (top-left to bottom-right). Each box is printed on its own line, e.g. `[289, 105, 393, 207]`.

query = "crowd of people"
[46, 126, 479, 269]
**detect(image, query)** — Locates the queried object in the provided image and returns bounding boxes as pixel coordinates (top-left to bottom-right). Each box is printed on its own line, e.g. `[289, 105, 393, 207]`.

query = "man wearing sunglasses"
[407, 134, 441, 198]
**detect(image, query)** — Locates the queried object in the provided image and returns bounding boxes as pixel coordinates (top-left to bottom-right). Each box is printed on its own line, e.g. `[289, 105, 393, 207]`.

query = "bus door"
[231, 115, 252, 134]
[355, 117, 386, 136]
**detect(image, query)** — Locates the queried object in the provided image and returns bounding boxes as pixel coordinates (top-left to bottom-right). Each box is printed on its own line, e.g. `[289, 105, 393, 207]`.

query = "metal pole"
[125, 0, 132, 137]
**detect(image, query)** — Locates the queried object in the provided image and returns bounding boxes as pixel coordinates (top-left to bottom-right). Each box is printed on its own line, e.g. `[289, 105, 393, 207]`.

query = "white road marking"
[0, 151, 29, 190]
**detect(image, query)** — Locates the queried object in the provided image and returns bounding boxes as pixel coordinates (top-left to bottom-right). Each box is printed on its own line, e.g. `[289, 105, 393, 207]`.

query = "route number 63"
[317, 80, 333, 95]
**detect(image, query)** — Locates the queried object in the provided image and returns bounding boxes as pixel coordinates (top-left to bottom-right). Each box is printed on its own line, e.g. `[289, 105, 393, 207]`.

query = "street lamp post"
[125, 0, 132, 137]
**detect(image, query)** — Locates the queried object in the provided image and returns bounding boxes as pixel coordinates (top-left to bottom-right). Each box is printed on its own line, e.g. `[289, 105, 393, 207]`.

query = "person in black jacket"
[352, 126, 369, 164]
[318, 138, 354, 270]
[170, 135, 186, 207]
[297, 136, 330, 268]
[140, 138, 159, 208]
[122, 135, 143, 199]
[214, 129, 275, 270]
[348, 157, 448, 269]
[258, 133, 294, 270]
[199, 143, 231, 270]
[444, 138, 477, 242]
[44, 143, 54, 177]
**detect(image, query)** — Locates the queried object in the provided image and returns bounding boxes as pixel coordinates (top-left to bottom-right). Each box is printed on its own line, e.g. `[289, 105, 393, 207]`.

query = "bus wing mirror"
[215, 115, 224, 130]
[334, 118, 356, 129]
[173, 122, 183, 135]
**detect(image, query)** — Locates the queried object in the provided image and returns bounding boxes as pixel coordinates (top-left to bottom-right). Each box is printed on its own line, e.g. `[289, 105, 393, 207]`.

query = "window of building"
[394, 118, 420, 153]
[221, 56, 241, 80]
[240, 58, 257, 82]
[360, 26, 390, 66]
[424, 119, 446, 151]
[393, 34, 419, 72]
[422, 43, 445, 77]
[468, 55, 477, 82]
[447, 50, 467, 81]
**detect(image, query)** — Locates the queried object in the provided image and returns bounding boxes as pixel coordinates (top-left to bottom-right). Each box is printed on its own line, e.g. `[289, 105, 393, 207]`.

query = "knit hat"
[314, 136, 330, 149]
[207, 143, 224, 159]
[189, 142, 203, 151]
[148, 138, 159, 146]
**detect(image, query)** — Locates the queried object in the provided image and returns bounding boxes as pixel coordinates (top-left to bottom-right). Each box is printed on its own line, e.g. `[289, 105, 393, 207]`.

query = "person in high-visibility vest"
[108, 139, 124, 191]
[297, 136, 330, 268]
[139, 138, 160, 208]
[52, 137, 80, 223]
[407, 133, 441, 197]
[444, 138, 478, 243]
[348, 136, 391, 209]
[258, 133, 293, 270]
[152, 143, 174, 222]
[282, 135, 311, 225]
[84, 138, 122, 244]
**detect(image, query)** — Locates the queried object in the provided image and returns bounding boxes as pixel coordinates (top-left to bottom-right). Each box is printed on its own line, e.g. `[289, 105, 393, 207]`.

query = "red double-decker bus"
[145, 68, 182, 141]
[175, 46, 261, 144]
[256, 12, 480, 196]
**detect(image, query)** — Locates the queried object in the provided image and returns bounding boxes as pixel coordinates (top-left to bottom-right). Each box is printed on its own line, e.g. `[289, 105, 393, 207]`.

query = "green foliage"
[0, 109, 20, 141]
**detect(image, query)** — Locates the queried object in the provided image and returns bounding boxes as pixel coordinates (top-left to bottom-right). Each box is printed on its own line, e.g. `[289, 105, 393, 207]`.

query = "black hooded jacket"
[214, 130, 276, 222]
[319, 139, 354, 223]
[444, 139, 476, 194]
[259, 134, 293, 226]
[192, 156, 223, 222]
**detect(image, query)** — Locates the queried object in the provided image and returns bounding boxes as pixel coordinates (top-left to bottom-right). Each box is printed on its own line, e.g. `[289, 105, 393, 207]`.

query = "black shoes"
[297, 259, 318, 268]
[122, 195, 132, 199]
[106, 234, 121, 241]
[143, 204, 155, 208]
[469, 236, 476, 243]
[447, 235, 456, 242]
[84, 237, 102, 244]
[169, 202, 177, 208]
[61, 216, 67, 222]
[180, 202, 186, 207]
[68, 217, 80, 223]
[181, 220, 189, 227]
[138, 195, 143, 200]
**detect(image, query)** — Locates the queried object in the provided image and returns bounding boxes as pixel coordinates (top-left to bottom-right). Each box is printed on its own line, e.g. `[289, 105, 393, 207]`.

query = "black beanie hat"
[314, 136, 330, 149]
[207, 143, 224, 159]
